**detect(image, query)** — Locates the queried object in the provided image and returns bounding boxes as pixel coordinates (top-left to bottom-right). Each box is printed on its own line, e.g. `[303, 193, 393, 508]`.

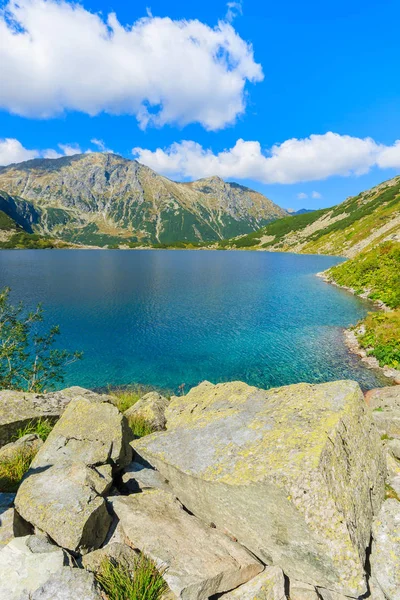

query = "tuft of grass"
[128, 415, 156, 439]
[96, 554, 167, 600]
[15, 418, 54, 442]
[373, 407, 384, 412]
[112, 390, 141, 413]
[0, 447, 37, 492]
[385, 484, 400, 502]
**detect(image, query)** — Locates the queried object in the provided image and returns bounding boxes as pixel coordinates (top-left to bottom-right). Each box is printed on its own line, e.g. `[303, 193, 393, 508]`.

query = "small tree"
[0, 287, 82, 392]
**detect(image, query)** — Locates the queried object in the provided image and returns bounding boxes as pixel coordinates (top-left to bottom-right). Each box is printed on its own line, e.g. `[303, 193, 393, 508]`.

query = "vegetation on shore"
[327, 241, 400, 370]
[0, 446, 38, 492]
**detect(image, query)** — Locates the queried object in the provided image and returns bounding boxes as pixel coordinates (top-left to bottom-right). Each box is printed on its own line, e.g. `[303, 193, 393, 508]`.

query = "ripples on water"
[0, 249, 389, 392]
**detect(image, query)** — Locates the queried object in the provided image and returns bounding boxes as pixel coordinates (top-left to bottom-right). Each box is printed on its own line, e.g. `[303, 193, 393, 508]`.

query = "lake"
[0, 249, 388, 392]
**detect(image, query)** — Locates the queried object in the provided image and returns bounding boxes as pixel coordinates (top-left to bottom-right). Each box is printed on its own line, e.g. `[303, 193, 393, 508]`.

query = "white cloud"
[91, 139, 113, 153]
[133, 132, 400, 184]
[0, 138, 85, 166]
[0, 138, 39, 165]
[312, 191, 322, 199]
[226, 1, 243, 22]
[297, 192, 308, 200]
[0, 0, 263, 130]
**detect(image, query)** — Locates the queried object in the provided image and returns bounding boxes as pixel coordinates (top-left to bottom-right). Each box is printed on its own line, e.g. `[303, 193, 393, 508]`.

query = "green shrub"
[112, 389, 141, 413]
[96, 554, 167, 600]
[0, 446, 37, 492]
[356, 310, 400, 368]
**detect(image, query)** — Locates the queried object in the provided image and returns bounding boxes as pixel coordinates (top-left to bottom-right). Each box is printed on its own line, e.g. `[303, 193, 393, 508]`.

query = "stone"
[110, 489, 264, 600]
[82, 541, 138, 573]
[219, 566, 286, 599]
[388, 438, 400, 460]
[0, 434, 43, 461]
[122, 461, 171, 493]
[0, 535, 67, 600]
[134, 380, 386, 596]
[0, 386, 114, 447]
[15, 461, 112, 553]
[124, 391, 169, 431]
[0, 495, 33, 548]
[25, 566, 102, 599]
[30, 397, 133, 471]
[366, 386, 400, 439]
[316, 589, 348, 600]
[371, 499, 400, 600]
[369, 577, 387, 600]
[289, 580, 319, 600]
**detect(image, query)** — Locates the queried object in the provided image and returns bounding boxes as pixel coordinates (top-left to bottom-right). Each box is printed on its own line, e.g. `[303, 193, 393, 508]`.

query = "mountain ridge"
[0, 152, 287, 247]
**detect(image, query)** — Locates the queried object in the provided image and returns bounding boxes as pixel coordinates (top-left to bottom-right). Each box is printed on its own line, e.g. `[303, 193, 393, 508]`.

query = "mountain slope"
[220, 176, 400, 257]
[0, 153, 286, 246]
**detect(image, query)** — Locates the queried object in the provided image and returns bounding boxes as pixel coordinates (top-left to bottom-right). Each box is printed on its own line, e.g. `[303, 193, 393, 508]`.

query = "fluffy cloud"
[0, 0, 263, 130]
[312, 191, 322, 199]
[133, 132, 400, 184]
[297, 192, 308, 200]
[0, 138, 84, 166]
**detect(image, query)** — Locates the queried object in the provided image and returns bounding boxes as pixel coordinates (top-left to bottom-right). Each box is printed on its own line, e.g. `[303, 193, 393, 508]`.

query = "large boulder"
[110, 489, 263, 600]
[20, 566, 103, 600]
[366, 386, 400, 439]
[133, 380, 386, 597]
[124, 391, 169, 431]
[370, 499, 400, 600]
[0, 535, 67, 600]
[15, 397, 132, 553]
[0, 386, 116, 447]
[218, 566, 286, 600]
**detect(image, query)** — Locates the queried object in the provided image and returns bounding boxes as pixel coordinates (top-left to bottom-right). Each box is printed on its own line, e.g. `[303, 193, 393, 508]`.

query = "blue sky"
[1, 0, 400, 210]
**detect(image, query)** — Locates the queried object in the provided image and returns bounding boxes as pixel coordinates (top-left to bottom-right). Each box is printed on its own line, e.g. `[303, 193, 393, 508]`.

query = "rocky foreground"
[0, 380, 399, 599]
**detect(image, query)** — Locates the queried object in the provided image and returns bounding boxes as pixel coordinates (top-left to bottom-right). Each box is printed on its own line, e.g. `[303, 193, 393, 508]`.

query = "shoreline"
[316, 270, 400, 386]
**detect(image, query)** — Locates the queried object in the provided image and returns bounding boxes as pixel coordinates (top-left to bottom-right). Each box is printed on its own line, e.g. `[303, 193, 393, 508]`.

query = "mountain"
[0, 153, 287, 247]
[220, 175, 400, 257]
[287, 208, 315, 215]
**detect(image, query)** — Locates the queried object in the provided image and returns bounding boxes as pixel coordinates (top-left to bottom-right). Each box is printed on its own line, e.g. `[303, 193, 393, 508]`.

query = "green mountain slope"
[220, 176, 400, 257]
[0, 153, 286, 247]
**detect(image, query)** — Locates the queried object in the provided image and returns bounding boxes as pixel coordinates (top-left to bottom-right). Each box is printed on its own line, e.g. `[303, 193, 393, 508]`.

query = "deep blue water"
[0, 250, 389, 392]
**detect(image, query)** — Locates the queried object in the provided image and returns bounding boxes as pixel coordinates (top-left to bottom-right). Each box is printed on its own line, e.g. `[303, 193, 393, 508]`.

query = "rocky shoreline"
[1, 381, 400, 599]
[316, 270, 400, 386]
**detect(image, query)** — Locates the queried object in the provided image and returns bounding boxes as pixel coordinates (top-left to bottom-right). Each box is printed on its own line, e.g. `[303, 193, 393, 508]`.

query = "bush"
[356, 310, 400, 368]
[0, 446, 37, 492]
[0, 287, 82, 392]
[96, 554, 167, 600]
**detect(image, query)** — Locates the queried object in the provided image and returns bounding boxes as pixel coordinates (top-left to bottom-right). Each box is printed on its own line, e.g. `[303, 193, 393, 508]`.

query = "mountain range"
[222, 175, 400, 257]
[0, 153, 286, 247]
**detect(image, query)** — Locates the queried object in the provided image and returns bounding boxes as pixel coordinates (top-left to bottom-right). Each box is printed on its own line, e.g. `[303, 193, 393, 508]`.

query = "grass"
[15, 418, 54, 442]
[96, 554, 167, 600]
[111, 389, 142, 413]
[356, 310, 400, 369]
[127, 415, 156, 439]
[0, 446, 37, 492]
[385, 484, 400, 502]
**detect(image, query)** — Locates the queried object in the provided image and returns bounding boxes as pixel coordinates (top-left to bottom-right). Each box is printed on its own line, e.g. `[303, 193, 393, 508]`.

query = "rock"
[388, 438, 400, 460]
[369, 577, 387, 600]
[24, 566, 102, 599]
[367, 386, 400, 439]
[15, 396, 133, 553]
[0, 386, 115, 447]
[371, 499, 400, 600]
[124, 392, 169, 431]
[30, 397, 133, 471]
[0, 434, 43, 461]
[289, 580, 319, 600]
[134, 380, 386, 596]
[82, 541, 138, 573]
[122, 461, 171, 493]
[15, 461, 112, 553]
[0, 535, 67, 600]
[110, 489, 264, 600]
[316, 589, 348, 600]
[218, 566, 286, 599]
[0, 493, 33, 548]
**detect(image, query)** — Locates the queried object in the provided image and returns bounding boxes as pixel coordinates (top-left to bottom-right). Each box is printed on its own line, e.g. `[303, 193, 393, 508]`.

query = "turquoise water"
[0, 249, 388, 392]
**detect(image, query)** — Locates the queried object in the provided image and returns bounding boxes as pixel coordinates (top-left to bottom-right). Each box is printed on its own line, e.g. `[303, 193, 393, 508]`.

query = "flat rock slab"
[15, 461, 112, 553]
[219, 566, 286, 600]
[0, 386, 114, 447]
[371, 499, 400, 600]
[134, 380, 386, 596]
[21, 566, 103, 600]
[122, 461, 171, 493]
[82, 541, 138, 573]
[110, 489, 263, 600]
[0, 535, 67, 600]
